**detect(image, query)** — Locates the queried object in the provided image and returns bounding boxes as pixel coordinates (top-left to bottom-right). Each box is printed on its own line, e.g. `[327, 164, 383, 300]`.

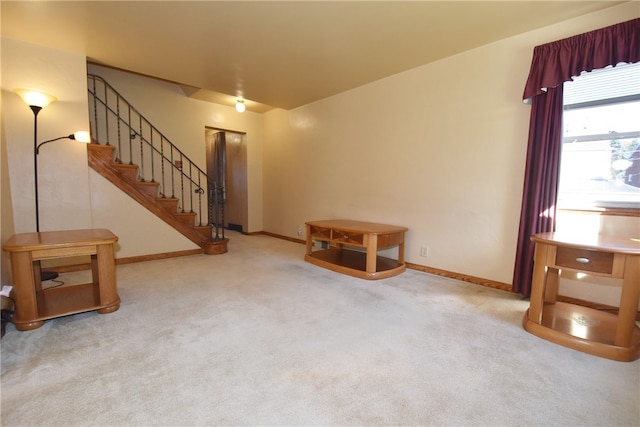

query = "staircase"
[86, 75, 218, 250]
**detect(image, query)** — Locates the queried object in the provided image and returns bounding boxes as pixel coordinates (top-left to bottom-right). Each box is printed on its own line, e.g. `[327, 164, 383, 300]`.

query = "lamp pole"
[31, 105, 43, 232]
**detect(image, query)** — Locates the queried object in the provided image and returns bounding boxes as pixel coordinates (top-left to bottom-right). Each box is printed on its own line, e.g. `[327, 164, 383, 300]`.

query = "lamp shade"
[14, 88, 57, 108]
[235, 99, 245, 113]
[73, 131, 91, 143]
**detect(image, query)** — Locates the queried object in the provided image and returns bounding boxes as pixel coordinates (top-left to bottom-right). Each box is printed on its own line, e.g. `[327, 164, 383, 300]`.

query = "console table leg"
[10, 251, 40, 328]
[528, 243, 548, 324]
[32, 260, 43, 293]
[96, 244, 119, 308]
[544, 267, 560, 304]
[305, 224, 313, 255]
[365, 234, 378, 274]
[615, 256, 640, 347]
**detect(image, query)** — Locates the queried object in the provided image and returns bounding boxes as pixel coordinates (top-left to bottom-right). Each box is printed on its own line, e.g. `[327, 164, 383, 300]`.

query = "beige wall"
[1, 42, 265, 267]
[87, 64, 265, 236]
[1, 89, 15, 285]
[2, 38, 92, 280]
[2, 38, 92, 234]
[2, 4, 638, 299]
[84, 63, 267, 257]
[0, 40, 197, 264]
[262, 3, 639, 289]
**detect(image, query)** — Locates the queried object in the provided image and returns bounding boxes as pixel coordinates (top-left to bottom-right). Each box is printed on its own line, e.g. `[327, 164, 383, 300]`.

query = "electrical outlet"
[297, 226, 303, 237]
[420, 245, 429, 257]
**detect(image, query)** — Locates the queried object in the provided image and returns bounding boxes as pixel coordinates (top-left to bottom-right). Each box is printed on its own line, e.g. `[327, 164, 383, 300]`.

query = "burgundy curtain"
[512, 18, 640, 296]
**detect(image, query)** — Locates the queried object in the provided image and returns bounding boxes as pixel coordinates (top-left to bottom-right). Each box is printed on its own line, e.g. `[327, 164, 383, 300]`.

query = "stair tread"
[156, 198, 180, 210]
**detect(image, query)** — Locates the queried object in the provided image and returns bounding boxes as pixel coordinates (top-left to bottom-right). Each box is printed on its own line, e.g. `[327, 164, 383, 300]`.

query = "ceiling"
[1, 1, 626, 112]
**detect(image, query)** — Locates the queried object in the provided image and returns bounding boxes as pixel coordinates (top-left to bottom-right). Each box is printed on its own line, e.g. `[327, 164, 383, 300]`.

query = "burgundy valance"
[522, 18, 640, 100]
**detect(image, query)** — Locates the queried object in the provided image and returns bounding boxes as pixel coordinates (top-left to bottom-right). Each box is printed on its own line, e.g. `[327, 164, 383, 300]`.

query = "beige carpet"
[1, 232, 638, 426]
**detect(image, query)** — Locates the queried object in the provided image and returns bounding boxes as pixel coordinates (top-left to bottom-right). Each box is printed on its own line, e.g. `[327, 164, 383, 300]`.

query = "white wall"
[262, 3, 639, 288]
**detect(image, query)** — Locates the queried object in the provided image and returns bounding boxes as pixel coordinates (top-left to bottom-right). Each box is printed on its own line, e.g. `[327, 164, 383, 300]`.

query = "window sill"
[558, 207, 640, 217]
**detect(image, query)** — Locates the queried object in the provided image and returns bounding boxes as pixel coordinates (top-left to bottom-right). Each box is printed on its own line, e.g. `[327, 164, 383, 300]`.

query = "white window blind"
[564, 61, 640, 106]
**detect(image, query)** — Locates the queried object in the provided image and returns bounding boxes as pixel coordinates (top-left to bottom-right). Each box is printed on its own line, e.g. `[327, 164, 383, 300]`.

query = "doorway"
[204, 128, 248, 233]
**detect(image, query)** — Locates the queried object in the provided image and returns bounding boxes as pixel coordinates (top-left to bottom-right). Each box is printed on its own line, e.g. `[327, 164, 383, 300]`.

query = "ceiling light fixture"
[235, 99, 245, 113]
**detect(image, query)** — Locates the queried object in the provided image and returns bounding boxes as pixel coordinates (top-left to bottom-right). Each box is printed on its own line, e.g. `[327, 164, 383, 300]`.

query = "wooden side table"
[523, 232, 640, 362]
[305, 219, 408, 280]
[2, 229, 120, 331]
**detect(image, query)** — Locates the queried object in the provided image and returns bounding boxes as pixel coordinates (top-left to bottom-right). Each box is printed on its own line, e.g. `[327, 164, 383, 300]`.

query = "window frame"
[558, 69, 640, 215]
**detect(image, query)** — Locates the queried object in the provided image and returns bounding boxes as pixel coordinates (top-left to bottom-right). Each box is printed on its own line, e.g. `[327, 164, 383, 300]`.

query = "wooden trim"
[115, 249, 204, 264]
[405, 262, 513, 292]
[558, 207, 640, 217]
[259, 231, 305, 245]
[405, 261, 636, 317]
[205, 125, 246, 135]
[47, 249, 203, 273]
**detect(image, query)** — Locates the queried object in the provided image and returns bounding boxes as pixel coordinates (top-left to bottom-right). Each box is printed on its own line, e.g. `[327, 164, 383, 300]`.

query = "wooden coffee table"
[305, 220, 408, 280]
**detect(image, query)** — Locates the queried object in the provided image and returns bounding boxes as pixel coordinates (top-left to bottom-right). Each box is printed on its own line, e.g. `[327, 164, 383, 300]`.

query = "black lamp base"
[41, 271, 59, 281]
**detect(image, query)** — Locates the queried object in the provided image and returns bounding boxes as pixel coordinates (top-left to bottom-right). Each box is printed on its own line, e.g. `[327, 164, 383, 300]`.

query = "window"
[559, 62, 640, 210]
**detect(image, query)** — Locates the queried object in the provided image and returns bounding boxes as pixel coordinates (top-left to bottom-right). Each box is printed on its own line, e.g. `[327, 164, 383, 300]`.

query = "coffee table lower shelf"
[14, 283, 121, 331]
[305, 248, 405, 280]
[523, 302, 640, 362]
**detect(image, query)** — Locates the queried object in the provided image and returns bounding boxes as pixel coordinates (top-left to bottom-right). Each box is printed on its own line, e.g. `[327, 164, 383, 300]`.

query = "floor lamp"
[14, 89, 91, 280]
[14, 88, 57, 233]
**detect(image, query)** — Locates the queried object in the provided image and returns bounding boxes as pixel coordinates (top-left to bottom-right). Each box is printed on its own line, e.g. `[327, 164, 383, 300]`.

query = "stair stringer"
[87, 143, 212, 247]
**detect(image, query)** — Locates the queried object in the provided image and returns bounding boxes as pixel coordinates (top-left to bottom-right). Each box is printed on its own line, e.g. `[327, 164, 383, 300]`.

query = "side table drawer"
[32, 245, 97, 260]
[332, 229, 364, 246]
[309, 226, 332, 241]
[307, 226, 365, 246]
[555, 247, 614, 274]
[377, 232, 404, 248]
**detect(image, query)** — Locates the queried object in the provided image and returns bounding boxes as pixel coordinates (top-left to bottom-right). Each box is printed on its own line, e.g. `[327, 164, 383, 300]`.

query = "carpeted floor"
[1, 231, 639, 426]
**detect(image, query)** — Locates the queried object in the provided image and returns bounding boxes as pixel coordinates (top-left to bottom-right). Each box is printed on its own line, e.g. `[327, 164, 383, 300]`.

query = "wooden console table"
[523, 232, 640, 362]
[305, 220, 408, 280]
[3, 229, 120, 331]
